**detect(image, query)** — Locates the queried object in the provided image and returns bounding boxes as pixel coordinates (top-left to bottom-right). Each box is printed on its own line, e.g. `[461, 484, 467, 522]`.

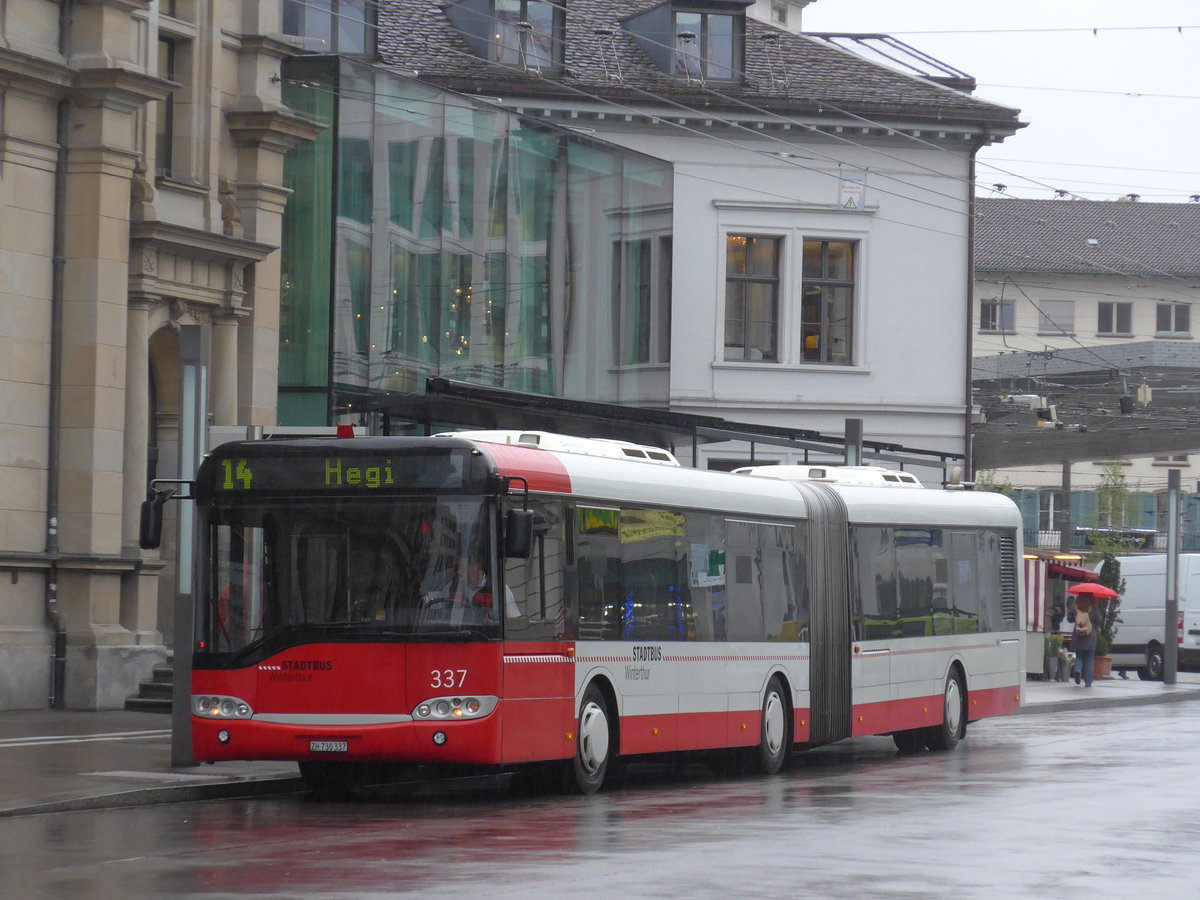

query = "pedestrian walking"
[1071, 596, 1103, 686]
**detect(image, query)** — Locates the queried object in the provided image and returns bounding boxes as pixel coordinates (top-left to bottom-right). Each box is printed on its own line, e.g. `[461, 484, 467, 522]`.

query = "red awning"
[1045, 562, 1100, 583]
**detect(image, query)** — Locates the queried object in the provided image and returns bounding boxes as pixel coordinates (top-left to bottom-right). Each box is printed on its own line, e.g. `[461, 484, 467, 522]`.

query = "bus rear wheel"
[756, 677, 791, 775]
[572, 683, 616, 794]
[926, 670, 966, 752]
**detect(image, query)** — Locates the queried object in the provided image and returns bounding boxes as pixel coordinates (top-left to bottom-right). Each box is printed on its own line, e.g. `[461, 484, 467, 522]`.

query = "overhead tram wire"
[282, 75, 969, 242]
[880, 25, 1200, 36]
[562, 16, 1200, 285]
[309, 3, 1200, 294]
[423, 1, 980, 214]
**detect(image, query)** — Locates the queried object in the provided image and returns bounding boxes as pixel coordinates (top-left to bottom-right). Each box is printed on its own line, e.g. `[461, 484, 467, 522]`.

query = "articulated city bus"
[179, 432, 1024, 796]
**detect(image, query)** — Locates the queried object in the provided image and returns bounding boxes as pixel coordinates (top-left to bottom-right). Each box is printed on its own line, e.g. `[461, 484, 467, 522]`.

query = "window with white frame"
[1037, 299, 1075, 336]
[801, 239, 854, 364]
[1037, 490, 1064, 533]
[724, 234, 780, 361]
[1097, 301, 1132, 335]
[720, 225, 859, 366]
[1156, 302, 1190, 336]
[980, 296, 1014, 332]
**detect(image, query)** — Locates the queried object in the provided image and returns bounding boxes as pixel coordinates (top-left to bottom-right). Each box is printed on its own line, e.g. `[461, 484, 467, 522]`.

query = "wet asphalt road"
[3, 702, 1198, 899]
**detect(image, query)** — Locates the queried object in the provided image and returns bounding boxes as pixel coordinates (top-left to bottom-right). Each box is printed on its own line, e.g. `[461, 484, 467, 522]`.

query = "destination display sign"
[197, 445, 484, 498]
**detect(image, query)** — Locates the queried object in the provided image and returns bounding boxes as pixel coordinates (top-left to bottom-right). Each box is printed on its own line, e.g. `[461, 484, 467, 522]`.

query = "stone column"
[59, 63, 172, 707]
[226, 106, 324, 425]
[212, 310, 240, 426]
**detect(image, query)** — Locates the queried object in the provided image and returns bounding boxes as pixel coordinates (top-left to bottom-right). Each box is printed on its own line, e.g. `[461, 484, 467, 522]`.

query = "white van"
[1107, 554, 1200, 679]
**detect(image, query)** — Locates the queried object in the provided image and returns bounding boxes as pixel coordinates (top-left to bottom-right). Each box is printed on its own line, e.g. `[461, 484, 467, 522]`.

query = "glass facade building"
[278, 57, 674, 428]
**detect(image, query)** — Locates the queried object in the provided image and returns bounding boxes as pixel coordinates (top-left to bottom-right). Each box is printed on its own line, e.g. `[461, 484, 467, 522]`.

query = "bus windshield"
[201, 495, 499, 657]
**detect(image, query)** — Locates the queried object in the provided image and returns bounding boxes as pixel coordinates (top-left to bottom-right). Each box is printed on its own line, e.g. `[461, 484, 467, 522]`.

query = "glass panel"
[493, 0, 523, 64]
[336, 0, 370, 55]
[801, 286, 822, 361]
[280, 68, 336, 388]
[726, 235, 749, 275]
[949, 531, 982, 634]
[724, 282, 746, 359]
[826, 241, 853, 280]
[706, 13, 735, 79]
[526, 1, 556, 66]
[895, 529, 935, 636]
[675, 12, 702, 77]
[203, 496, 499, 654]
[155, 39, 175, 176]
[802, 240, 823, 279]
[748, 236, 779, 276]
[285, 61, 673, 418]
[747, 283, 778, 361]
[825, 286, 853, 364]
[338, 138, 373, 224]
[855, 527, 896, 640]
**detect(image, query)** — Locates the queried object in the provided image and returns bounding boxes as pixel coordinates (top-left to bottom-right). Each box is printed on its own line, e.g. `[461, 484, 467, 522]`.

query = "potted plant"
[1044, 633, 1064, 681]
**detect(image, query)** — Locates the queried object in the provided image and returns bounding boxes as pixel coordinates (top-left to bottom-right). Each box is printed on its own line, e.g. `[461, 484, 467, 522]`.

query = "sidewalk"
[3, 673, 1200, 818]
[0, 710, 301, 819]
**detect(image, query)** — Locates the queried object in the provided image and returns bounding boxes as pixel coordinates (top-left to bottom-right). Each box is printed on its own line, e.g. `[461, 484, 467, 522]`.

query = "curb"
[1017, 686, 1200, 716]
[0, 774, 306, 819]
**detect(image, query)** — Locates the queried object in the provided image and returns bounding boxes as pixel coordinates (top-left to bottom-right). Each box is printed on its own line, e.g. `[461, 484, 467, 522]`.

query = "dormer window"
[625, 1, 750, 82]
[674, 10, 739, 79]
[446, 0, 564, 70]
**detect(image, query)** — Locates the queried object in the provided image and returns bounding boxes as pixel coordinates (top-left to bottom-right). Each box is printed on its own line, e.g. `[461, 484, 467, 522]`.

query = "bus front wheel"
[926, 670, 966, 752]
[572, 683, 616, 794]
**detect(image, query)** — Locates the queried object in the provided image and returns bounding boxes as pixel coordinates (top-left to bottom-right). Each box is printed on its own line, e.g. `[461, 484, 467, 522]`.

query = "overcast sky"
[803, 0, 1199, 202]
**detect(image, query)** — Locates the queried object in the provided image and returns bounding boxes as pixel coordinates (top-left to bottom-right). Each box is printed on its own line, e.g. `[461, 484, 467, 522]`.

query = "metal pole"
[844, 418, 863, 467]
[1165, 469, 1180, 684]
[172, 324, 209, 766]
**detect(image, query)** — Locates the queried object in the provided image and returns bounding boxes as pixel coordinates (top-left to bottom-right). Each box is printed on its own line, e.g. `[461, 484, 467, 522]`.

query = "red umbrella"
[1066, 582, 1119, 599]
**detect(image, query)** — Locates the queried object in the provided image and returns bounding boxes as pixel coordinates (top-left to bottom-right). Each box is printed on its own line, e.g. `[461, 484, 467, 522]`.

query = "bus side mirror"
[139, 494, 167, 549]
[504, 509, 534, 559]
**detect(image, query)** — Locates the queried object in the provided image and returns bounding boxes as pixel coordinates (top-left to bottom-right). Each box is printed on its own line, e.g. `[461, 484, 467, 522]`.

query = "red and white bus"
[182, 431, 1024, 796]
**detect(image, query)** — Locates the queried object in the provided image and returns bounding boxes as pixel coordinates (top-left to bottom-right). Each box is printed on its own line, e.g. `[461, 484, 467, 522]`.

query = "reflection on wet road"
[5, 704, 1199, 898]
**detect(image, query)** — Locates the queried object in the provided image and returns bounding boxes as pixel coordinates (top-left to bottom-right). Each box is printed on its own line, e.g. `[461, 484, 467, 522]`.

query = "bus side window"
[504, 500, 569, 640]
[855, 526, 896, 640]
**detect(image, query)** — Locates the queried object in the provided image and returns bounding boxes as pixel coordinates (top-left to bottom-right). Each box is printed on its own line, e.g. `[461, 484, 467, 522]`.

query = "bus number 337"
[432, 669, 468, 689]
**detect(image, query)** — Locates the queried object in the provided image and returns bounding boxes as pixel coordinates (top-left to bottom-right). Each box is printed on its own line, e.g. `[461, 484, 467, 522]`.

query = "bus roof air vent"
[434, 430, 681, 466]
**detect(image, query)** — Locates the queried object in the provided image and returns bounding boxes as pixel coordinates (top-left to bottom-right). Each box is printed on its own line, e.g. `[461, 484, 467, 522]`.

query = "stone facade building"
[0, 0, 318, 709]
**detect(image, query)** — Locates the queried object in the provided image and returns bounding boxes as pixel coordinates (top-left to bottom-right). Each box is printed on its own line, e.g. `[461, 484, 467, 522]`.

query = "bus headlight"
[193, 694, 254, 719]
[411, 695, 498, 720]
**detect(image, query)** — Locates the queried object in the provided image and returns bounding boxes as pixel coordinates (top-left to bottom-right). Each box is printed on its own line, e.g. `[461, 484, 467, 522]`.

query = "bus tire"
[756, 676, 791, 775]
[926, 669, 966, 752]
[299, 761, 359, 801]
[1139, 643, 1165, 681]
[572, 683, 616, 794]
